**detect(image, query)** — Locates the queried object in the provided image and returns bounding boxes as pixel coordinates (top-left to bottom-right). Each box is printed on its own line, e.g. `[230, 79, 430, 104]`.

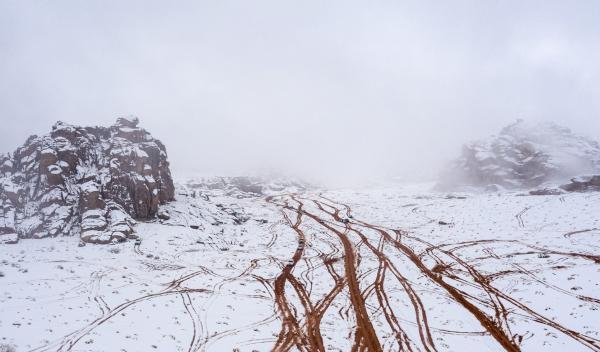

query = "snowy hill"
[438, 120, 600, 190]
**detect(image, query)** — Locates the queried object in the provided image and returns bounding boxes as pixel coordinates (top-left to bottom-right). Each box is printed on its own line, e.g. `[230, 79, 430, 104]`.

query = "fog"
[1, 0, 600, 184]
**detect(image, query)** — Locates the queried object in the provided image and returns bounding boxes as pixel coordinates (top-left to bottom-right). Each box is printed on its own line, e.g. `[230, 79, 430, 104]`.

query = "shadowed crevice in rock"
[0, 116, 174, 244]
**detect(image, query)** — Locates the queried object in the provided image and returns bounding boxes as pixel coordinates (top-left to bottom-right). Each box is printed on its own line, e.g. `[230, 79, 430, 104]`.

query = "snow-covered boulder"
[0, 117, 175, 244]
[560, 175, 600, 192]
[438, 120, 600, 190]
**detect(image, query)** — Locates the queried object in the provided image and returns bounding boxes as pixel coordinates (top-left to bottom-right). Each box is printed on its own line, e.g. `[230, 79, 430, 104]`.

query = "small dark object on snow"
[445, 195, 467, 200]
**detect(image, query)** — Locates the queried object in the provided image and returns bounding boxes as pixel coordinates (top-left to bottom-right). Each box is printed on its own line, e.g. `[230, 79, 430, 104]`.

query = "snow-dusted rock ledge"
[0, 117, 174, 244]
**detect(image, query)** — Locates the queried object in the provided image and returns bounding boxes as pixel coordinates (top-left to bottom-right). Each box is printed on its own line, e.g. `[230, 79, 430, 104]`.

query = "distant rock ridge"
[560, 175, 600, 192]
[0, 116, 175, 244]
[438, 120, 600, 191]
[185, 176, 309, 199]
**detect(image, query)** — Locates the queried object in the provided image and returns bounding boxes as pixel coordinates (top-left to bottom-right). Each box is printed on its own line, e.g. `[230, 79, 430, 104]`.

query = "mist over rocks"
[437, 120, 600, 191]
[0, 116, 175, 244]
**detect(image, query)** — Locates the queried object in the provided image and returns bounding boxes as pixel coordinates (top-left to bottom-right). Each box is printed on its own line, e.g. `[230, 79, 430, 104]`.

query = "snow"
[47, 164, 62, 175]
[19, 154, 36, 165]
[0, 179, 19, 195]
[82, 209, 106, 218]
[1, 182, 599, 351]
[80, 181, 99, 194]
[134, 148, 148, 158]
[0, 233, 18, 244]
[118, 127, 136, 133]
[573, 175, 595, 183]
[16, 216, 43, 236]
[81, 216, 107, 232]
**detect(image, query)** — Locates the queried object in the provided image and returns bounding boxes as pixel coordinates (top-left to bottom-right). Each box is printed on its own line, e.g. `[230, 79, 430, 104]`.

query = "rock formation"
[185, 176, 308, 198]
[438, 120, 600, 191]
[560, 175, 600, 192]
[0, 117, 174, 244]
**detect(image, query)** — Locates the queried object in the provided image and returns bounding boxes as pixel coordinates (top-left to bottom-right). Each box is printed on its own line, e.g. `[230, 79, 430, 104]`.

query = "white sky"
[1, 0, 599, 183]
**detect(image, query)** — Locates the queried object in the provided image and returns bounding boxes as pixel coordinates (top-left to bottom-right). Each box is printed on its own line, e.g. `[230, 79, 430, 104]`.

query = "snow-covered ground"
[1, 183, 599, 351]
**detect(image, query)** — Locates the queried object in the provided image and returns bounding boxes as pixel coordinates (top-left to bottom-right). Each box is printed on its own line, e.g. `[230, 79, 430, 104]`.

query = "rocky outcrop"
[0, 117, 175, 244]
[438, 120, 600, 191]
[560, 175, 600, 192]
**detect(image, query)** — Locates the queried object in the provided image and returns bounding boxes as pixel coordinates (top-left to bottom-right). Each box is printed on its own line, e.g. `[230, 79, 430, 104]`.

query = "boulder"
[529, 188, 565, 196]
[560, 175, 600, 192]
[157, 208, 170, 220]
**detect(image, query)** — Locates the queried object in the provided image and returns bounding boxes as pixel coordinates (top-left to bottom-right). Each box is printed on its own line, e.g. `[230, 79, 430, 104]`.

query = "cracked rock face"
[0, 117, 175, 244]
[438, 120, 600, 191]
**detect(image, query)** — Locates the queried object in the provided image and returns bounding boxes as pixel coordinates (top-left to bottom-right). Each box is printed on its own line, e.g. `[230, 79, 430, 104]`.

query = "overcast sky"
[1, 0, 600, 183]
